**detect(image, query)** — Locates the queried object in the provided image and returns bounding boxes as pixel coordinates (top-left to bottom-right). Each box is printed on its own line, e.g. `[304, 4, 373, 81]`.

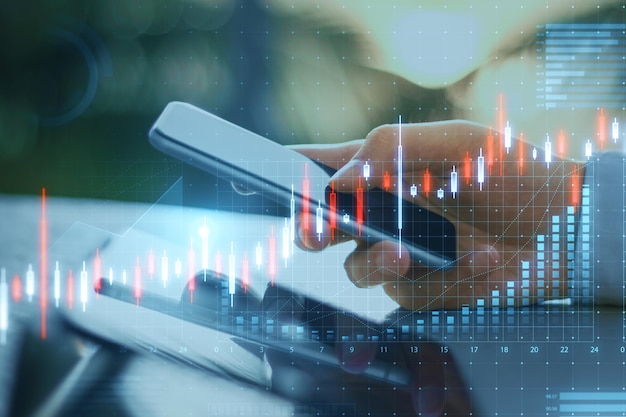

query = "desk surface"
[1, 194, 626, 417]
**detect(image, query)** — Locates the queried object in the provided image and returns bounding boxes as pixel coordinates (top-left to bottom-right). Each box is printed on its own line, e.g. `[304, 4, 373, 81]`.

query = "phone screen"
[326, 186, 456, 267]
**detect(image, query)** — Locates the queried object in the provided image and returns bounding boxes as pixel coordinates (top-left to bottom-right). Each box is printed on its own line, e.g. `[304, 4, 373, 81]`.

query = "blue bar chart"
[536, 23, 626, 109]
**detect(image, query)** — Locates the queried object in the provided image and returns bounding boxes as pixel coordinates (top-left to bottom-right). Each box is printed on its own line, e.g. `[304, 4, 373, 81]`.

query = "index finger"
[328, 120, 494, 192]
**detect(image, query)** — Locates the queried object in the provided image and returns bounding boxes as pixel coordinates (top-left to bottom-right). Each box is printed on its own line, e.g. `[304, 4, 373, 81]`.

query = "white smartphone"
[148, 101, 456, 269]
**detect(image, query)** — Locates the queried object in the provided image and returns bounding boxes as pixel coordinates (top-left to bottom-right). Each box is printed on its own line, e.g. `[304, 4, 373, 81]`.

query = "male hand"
[293, 121, 584, 310]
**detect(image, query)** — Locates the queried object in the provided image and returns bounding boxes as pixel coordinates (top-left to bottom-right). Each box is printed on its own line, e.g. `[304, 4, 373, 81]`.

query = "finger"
[294, 211, 332, 251]
[343, 240, 411, 288]
[294, 211, 355, 251]
[329, 121, 493, 191]
[330, 120, 559, 197]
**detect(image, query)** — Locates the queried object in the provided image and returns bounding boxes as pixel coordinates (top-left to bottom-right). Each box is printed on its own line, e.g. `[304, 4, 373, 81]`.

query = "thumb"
[331, 124, 402, 192]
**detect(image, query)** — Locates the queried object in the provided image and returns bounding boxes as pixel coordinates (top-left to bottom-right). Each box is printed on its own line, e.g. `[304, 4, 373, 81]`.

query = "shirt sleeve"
[576, 152, 625, 305]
